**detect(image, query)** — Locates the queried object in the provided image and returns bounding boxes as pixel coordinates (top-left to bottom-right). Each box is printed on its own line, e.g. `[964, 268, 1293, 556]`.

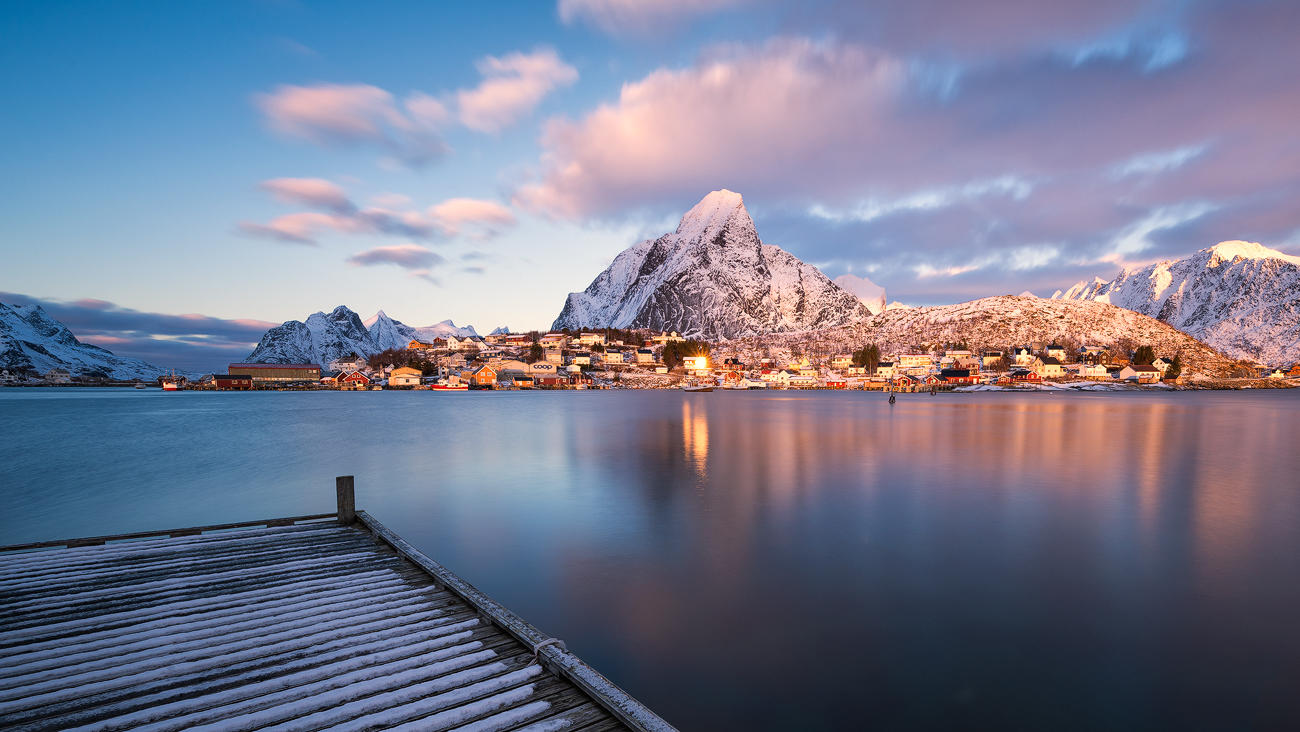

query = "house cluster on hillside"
[716, 343, 1208, 390]
[202, 330, 694, 390]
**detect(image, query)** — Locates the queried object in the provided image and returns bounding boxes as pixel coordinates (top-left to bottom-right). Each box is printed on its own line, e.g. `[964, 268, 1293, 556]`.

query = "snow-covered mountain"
[718, 296, 1238, 378]
[246, 306, 375, 365]
[832, 274, 887, 315]
[488, 326, 511, 336]
[246, 306, 483, 364]
[0, 303, 168, 379]
[1053, 241, 1300, 365]
[364, 311, 480, 351]
[553, 190, 870, 340]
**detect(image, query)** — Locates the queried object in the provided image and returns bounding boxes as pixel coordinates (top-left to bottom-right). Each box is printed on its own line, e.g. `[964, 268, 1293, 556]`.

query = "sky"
[3, 0, 1299, 370]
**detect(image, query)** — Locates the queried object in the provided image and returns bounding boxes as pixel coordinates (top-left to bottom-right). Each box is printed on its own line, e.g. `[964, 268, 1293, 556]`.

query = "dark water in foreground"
[2, 388, 1299, 730]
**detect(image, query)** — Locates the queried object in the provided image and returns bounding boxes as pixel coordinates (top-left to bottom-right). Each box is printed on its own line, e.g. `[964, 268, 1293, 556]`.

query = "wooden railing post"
[336, 476, 356, 525]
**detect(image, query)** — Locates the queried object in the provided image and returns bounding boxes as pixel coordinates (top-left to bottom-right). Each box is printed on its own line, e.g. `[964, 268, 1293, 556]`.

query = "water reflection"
[2, 389, 1299, 730]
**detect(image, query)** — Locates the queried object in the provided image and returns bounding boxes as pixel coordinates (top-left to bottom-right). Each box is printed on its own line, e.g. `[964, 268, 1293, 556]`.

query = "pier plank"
[0, 518, 674, 732]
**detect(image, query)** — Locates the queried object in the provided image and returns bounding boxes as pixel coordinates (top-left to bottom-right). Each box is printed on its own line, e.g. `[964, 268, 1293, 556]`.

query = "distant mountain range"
[245, 307, 488, 365]
[719, 295, 1238, 377]
[553, 189, 870, 340]
[0, 303, 168, 379]
[1054, 241, 1300, 366]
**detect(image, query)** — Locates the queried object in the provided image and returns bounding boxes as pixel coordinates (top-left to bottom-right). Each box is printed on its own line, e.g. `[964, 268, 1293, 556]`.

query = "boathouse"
[227, 363, 322, 383]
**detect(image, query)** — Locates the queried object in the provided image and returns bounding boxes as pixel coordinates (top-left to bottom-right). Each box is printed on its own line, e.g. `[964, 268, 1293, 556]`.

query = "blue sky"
[3, 0, 1299, 370]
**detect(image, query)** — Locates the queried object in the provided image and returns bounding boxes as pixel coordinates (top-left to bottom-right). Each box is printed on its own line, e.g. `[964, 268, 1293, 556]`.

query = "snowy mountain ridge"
[1053, 240, 1300, 365]
[246, 306, 484, 365]
[719, 295, 1238, 378]
[553, 189, 870, 339]
[0, 302, 169, 379]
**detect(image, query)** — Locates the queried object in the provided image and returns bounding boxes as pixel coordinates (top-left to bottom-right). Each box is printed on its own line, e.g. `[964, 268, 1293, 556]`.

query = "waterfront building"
[227, 363, 322, 383]
[388, 366, 422, 387]
[212, 374, 253, 390]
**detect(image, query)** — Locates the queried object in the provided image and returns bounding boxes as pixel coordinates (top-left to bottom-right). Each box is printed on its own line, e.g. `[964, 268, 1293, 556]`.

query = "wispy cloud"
[240, 179, 516, 245]
[346, 244, 444, 269]
[457, 48, 578, 133]
[558, 0, 745, 36]
[255, 83, 449, 166]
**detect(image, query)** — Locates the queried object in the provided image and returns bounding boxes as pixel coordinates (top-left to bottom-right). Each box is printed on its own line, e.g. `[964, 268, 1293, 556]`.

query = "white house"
[1013, 347, 1035, 366]
[539, 333, 569, 349]
[577, 332, 606, 346]
[875, 362, 896, 378]
[545, 349, 564, 364]
[329, 356, 368, 373]
[603, 350, 624, 364]
[1120, 365, 1162, 383]
[898, 354, 932, 369]
[1036, 357, 1066, 379]
[831, 355, 853, 369]
[1045, 344, 1067, 360]
[636, 348, 656, 364]
[1079, 363, 1109, 380]
[1151, 357, 1172, 374]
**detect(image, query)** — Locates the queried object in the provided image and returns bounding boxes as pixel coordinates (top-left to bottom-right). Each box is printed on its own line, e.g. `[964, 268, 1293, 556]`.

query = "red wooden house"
[340, 371, 371, 388]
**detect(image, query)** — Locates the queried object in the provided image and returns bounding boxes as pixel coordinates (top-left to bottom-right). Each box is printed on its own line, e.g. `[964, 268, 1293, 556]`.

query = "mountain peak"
[554, 191, 868, 339]
[1204, 240, 1300, 267]
[675, 189, 753, 241]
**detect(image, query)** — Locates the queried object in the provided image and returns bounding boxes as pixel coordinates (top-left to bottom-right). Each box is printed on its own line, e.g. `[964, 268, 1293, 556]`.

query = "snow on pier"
[0, 478, 673, 732]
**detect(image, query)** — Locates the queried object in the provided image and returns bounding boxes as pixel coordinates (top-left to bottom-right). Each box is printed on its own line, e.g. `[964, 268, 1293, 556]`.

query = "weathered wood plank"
[0, 511, 670, 732]
[357, 511, 674, 732]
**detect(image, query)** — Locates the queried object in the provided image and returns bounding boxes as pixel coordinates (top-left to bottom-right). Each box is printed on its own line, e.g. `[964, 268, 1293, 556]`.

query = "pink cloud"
[260, 178, 353, 212]
[558, 0, 745, 36]
[255, 83, 448, 165]
[238, 212, 344, 244]
[429, 198, 517, 237]
[515, 39, 907, 218]
[457, 48, 578, 133]
[241, 176, 518, 245]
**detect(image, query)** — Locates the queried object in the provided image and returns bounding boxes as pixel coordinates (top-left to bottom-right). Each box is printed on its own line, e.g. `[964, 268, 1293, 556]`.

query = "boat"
[682, 384, 714, 392]
[431, 382, 469, 391]
[160, 370, 182, 391]
[133, 382, 148, 390]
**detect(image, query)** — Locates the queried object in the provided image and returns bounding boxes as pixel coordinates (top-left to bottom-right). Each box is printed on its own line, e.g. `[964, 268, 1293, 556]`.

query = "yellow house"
[388, 366, 422, 387]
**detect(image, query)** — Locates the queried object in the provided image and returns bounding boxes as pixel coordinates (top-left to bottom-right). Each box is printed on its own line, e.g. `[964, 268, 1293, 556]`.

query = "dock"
[0, 477, 674, 732]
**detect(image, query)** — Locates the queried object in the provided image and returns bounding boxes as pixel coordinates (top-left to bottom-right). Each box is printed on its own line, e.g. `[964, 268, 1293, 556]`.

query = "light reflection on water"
[2, 388, 1299, 730]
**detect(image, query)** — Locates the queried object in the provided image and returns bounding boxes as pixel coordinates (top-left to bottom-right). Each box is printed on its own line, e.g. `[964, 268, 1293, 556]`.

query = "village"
[133, 328, 1300, 391]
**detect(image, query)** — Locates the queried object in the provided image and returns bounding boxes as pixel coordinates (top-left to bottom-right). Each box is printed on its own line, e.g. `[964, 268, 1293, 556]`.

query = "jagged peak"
[675, 189, 753, 241]
[1203, 240, 1300, 267]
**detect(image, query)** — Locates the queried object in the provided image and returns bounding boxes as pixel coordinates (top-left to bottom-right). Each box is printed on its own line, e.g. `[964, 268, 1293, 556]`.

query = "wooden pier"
[0, 477, 674, 732]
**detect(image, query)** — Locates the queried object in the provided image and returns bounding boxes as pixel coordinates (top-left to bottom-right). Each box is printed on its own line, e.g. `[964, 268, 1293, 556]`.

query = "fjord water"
[3, 389, 1298, 730]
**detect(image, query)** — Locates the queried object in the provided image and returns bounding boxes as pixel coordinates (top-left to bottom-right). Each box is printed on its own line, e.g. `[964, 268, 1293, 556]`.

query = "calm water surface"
[2, 388, 1299, 730]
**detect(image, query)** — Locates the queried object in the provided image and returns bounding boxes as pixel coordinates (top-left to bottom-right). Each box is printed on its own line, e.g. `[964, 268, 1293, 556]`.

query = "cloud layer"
[518, 1, 1300, 301]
